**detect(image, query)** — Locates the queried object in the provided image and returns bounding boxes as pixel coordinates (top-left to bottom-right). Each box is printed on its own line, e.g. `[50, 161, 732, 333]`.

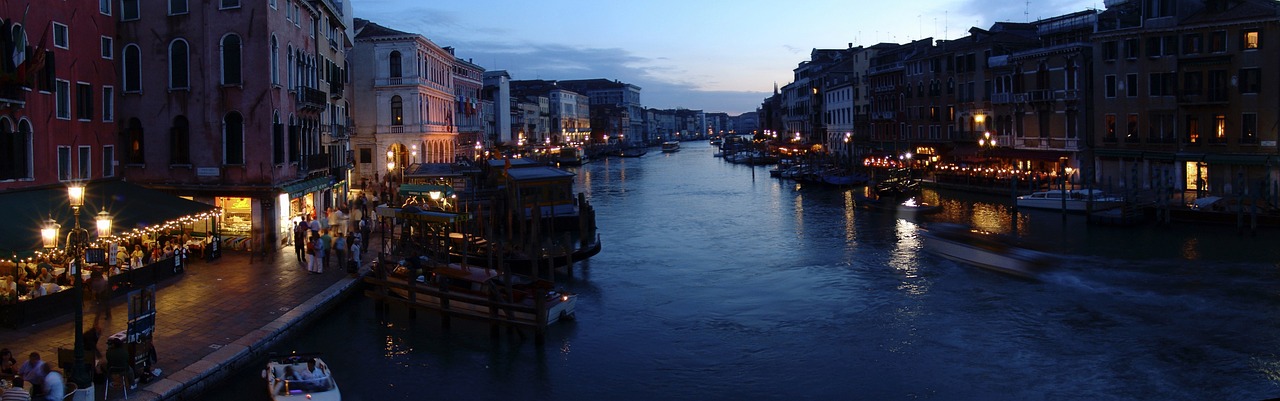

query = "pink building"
[0, 0, 117, 189]
[116, 0, 353, 250]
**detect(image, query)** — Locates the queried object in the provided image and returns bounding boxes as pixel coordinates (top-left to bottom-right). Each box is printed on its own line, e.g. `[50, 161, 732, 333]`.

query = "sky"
[354, 0, 1103, 115]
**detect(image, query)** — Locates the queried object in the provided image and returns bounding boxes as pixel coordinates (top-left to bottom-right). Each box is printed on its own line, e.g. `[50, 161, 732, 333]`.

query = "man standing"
[294, 220, 308, 263]
[333, 233, 346, 275]
[39, 363, 62, 401]
[318, 230, 332, 272]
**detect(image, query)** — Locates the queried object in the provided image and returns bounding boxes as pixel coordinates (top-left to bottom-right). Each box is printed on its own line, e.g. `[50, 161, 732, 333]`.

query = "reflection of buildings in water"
[891, 219, 926, 296]
[1180, 238, 1200, 261]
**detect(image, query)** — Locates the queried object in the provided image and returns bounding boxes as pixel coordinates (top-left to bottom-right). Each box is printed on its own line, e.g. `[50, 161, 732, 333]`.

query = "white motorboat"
[264, 353, 340, 401]
[1016, 188, 1124, 212]
[920, 224, 1056, 279]
[661, 141, 681, 153]
[386, 262, 578, 325]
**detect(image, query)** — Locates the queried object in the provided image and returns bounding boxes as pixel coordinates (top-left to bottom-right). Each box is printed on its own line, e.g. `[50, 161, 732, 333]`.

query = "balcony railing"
[295, 85, 326, 111]
[374, 77, 422, 87]
[0, 85, 26, 109]
[300, 153, 331, 172]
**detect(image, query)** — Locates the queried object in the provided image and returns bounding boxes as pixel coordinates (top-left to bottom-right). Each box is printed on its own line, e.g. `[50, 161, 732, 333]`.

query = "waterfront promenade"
[0, 236, 379, 400]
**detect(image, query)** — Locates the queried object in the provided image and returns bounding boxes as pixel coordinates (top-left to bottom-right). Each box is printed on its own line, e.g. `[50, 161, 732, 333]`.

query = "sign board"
[84, 247, 106, 264]
[196, 167, 221, 176]
[127, 285, 157, 343]
[1262, 141, 1277, 147]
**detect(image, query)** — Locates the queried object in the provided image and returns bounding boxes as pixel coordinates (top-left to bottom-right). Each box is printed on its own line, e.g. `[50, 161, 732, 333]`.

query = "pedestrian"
[319, 229, 332, 272]
[333, 233, 346, 274]
[0, 378, 28, 401]
[359, 217, 372, 252]
[305, 232, 321, 274]
[89, 270, 111, 321]
[294, 220, 308, 263]
[39, 361, 62, 401]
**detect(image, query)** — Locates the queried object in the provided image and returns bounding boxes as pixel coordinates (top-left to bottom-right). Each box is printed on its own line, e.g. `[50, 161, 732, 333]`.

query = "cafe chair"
[62, 382, 76, 401]
[107, 366, 130, 399]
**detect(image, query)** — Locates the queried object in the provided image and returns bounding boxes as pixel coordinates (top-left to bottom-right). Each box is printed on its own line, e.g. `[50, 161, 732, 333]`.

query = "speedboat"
[385, 262, 578, 325]
[895, 197, 942, 215]
[661, 141, 681, 153]
[263, 353, 340, 401]
[920, 223, 1055, 279]
[1016, 189, 1123, 212]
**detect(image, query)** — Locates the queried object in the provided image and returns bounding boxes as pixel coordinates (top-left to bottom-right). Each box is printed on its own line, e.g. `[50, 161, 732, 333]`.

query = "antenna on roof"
[1026, 0, 1031, 22]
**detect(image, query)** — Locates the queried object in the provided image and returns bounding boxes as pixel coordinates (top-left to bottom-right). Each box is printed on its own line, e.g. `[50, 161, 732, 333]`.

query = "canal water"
[199, 141, 1280, 400]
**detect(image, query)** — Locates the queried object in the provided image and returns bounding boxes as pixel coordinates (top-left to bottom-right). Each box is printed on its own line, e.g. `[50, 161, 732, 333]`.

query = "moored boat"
[920, 223, 1056, 279]
[264, 353, 340, 401]
[384, 261, 578, 325]
[618, 147, 648, 158]
[1016, 188, 1123, 212]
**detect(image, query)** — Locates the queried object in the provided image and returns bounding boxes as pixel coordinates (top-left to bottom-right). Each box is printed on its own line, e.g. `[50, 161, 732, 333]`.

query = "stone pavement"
[0, 234, 382, 400]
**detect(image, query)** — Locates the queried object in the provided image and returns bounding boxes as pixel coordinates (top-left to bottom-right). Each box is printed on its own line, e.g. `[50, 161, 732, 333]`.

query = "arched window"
[124, 44, 141, 92]
[224, 112, 244, 164]
[169, 39, 189, 89]
[220, 34, 242, 85]
[270, 35, 280, 85]
[389, 51, 402, 78]
[0, 118, 14, 180]
[272, 111, 285, 164]
[170, 115, 190, 164]
[288, 114, 300, 163]
[126, 118, 145, 164]
[390, 95, 403, 125]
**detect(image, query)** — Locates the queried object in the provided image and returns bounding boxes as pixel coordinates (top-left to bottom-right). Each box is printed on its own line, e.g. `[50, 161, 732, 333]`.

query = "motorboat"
[618, 147, 648, 158]
[1016, 189, 1123, 212]
[661, 141, 681, 153]
[920, 223, 1056, 279]
[556, 147, 587, 166]
[875, 168, 920, 197]
[854, 195, 941, 216]
[895, 197, 942, 215]
[385, 262, 578, 325]
[264, 353, 340, 401]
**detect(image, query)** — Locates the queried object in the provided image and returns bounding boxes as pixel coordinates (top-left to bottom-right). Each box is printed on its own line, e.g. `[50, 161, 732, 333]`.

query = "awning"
[399, 184, 454, 198]
[282, 176, 334, 199]
[0, 180, 218, 256]
[1094, 149, 1176, 161]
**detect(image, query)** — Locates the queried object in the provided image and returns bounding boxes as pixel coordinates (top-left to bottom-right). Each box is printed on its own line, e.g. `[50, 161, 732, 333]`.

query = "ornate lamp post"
[46, 181, 95, 389]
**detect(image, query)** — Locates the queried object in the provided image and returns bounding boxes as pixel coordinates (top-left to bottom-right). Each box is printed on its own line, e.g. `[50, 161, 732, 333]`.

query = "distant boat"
[1016, 189, 1123, 212]
[661, 141, 681, 153]
[618, 147, 648, 158]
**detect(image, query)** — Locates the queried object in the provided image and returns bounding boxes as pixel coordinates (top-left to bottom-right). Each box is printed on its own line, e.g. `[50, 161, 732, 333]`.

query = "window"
[221, 34, 242, 85]
[272, 112, 285, 164]
[76, 83, 92, 121]
[1126, 114, 1139, 141]
[10, 26, 24, 78]
[55, 80, 70, 120]
[1148, 113, 1175, 143]
[1242, 113, 1258, 143]
[102, 145, 114, 177]
[1102, 41, 1118, 61]
[169, 0, 188, 15]
[99, 0, 111, 15]
[1186, 116, 1199, 144]
[391, 95, 403, 125]
[1208, 70, 1227, 102]
[169, 39, 189, 89]
[121, 0, 139, 20]
[125, 118, 144, 164]
[1105, 114, 1117, 141]
[1213, 114, 1226, 143]
[223, 112, 244, 164]
[1126, 74, 1138, 97]
[1183, 33, 1202, 54]
[270, 0, 276, 9]
[359, 148, 372, 164]
[1146, 37, 1161, 58]
[57, 146, 71, 181]
[1104, 75, 1117, 98]
[0, 118, 32, 181]
[100, 36, 113, 59]
[52, 22, 67, 49]
[1163, 35, 1178, 56]
[270, 36, 280, 85]
[171, 116, 190, 164]
[1210, 31, 1227, 52]
[389, 51, 402, 78]
[1124, 38, 1139, 59]
[123, 44, 140, 92]
[78, 146, 91, 180]
[1239, 68, 1261, 94]
[1243, 30, 1260, 50]
[1183, 71, 1202, 96]
[220, 0, 240, 9]
[102, 86, 114, 122]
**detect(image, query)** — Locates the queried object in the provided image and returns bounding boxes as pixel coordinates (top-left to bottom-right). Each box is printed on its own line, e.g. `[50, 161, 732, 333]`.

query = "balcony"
[295, 85, 326, 111]
[0, 85, 26, 109]
[1178, 90, 1229, 106]
[329, 84, 343, 99]
[300, 153, 331, 173]
[374, 77, 422, 87]
[1028, 89, 1053, 103]
[990, 93, 1012, 104]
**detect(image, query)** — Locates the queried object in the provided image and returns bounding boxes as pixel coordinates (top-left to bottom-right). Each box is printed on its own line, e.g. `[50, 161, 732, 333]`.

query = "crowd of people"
[293, 196, 374, 277]
[0, 233, 196, 305]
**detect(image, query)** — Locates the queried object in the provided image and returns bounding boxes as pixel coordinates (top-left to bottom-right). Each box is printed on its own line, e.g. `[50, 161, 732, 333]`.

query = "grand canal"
[200, 141, 1280, 400]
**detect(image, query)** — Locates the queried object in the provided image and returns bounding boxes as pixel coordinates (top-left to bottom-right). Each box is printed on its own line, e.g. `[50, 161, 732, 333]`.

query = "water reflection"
[1181, 238, 1201, 260]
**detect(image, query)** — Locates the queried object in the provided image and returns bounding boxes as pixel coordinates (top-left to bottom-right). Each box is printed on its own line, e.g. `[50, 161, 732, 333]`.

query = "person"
[318, 230, 332, 272]
[0, 349, 16, 377]
[296, 359, 325, 382]
[105, 338, 134, 390]
[38, 363, 61, 401]
[359, 217, 372, 252]
[0, 378, 28, 401]
[333, 233, 346, 274]
[82, 325, 102, 364]
[294, 220, 308, 263]
[130, 246, 144, 269]
[306, 234, 323, 274]
[282, 366, 299, 381]
[115, 246, 129, 270]
[16, 353, 43, 397]
[89, 271, 111, 321]
[349, 236, 362, 275]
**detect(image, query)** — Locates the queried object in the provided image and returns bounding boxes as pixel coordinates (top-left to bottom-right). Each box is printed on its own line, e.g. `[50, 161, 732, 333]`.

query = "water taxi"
[661, 141, 681, 153]
[920, 224, 1055, 279]
[264, 353, 340, 401]
[1016, 189, 1123, 212]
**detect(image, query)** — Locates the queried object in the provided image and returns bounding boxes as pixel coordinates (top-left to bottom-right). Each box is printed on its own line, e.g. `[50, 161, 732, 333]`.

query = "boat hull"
[921, 227, 1053, 279]
[386, 273, 578, 325]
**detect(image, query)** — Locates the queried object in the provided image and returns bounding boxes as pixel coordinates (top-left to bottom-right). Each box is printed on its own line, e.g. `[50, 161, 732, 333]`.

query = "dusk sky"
[355, 0, 1101, 115]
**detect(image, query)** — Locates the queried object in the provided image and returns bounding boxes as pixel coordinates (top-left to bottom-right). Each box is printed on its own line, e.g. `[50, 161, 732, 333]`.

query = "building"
[350, 18, 457, 194]
[451, 50, 485, 159]
[510, 80, 589, 145]
[482, 70, 513, 145]
[556, 79, 644, 144]
[115, 0, 355, 250]
[0, 0, 117, 189]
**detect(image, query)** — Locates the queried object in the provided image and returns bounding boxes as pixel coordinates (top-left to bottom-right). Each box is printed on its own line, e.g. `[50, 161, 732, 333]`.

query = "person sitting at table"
[105, 338, 134, 389]
[16, 353, 43, 398]
[115, 247, 129, 270]
[0, 378, 28, 401]
[0, 348, 17, 383]
[130, 246, 144, 269]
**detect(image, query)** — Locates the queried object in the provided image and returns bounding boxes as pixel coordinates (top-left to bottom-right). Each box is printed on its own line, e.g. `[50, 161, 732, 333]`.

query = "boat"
[384, 261, 578, 325]
[556, 147, 587, 166]
[875, 168, 920, 197]
[264, 353, 340, 401]
[1016, 189, 1123, 212]
[854, 195, 941, 216]
[618, 147, 648, 158]
[661, 141, 681, 153]
[919, 223, 1056, 279]
[820, 169, 869, 186]
[895, 197, 943, 215]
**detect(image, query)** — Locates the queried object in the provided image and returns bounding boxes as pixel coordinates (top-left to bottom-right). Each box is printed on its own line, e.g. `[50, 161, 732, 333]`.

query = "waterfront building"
[822, 45, 881, 163]
[868, 38, 933, 157]
[514, 95, 551, 147]
[116, 0, 355, 250]
[0, 0, 117, 189]
[732, 111, 761, 136]
[510, 80, 590, 145]
[706, 112, 731, 139]
[482, 70, 513, 146]
[1091, 0, 1280, 196]
[350, 18, 458, 194]
[451, 51, 485, 159]
[556, 79, 644, 144]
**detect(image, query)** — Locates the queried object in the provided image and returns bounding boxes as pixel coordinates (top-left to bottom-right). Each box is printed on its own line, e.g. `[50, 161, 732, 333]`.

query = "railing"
[1028, 89, 1053, 102]
[0, 85, 26, 109]
[990, 93, 1012, 104]
[295, 85, 326, 110]
[300, 154, 331, 172]
[374, 77, 421, 87]
[329, 84, 343, 99]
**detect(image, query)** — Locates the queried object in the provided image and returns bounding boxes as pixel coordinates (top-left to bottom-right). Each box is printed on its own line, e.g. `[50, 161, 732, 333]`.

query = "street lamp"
[47, 181, 96, 389]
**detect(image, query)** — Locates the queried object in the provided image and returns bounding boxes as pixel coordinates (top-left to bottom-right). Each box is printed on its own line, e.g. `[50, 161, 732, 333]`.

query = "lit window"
[1244, 30, 1260, 49]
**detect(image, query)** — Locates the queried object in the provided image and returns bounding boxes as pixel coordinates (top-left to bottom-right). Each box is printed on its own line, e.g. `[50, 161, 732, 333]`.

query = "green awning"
[282, 176, 334, 199]
[395, 209, 468, 223]
[0, 180, 218, 257]
[1204, 154, 1272, 166]
[399, 184, 453, 198]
